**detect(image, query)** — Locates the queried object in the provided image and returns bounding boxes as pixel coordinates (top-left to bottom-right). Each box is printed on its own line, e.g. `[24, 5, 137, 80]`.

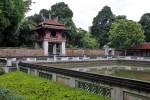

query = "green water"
[68, 65, 150, 82]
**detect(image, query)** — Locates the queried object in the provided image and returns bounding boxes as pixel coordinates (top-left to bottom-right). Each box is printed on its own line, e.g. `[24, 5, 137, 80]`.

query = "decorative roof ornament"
[41, 13, 46, 21]
[49, 14, 51, 20]
[63, 22, 67, 25]
[54, 16, 58, 21]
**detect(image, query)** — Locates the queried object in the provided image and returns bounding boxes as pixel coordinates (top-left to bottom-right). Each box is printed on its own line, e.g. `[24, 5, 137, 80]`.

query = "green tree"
[50, 2, 73, 19]
[28, 14, 42, 24]
[72, 28, 85, 48]
[71, 28, 99, 48]
[24, 0, 33, 13]
[113, 15, 127, 22]
[17, 19, 38, 47]
[0, 0, 25, 47]
[50, 2, 77, 47]
[40, 9, 50, 19]
[108, 20, 145, 50]
[17, 8, 50, 47]
[27, 9, 49, 24]
[91, 6, 114, 48]
[15, 0, 36, 47]
[82, 32, 99, 49]
[139, 13, 150, 42]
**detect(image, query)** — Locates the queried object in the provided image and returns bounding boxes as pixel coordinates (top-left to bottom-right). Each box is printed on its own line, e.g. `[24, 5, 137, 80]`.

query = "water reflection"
[67, 65, 150, 81]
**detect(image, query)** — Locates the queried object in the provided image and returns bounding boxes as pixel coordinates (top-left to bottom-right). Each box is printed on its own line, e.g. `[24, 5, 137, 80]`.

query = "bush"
[0, 68, 5, 75]
[0, 71, 110, 100]
[0, 86, 24, 100]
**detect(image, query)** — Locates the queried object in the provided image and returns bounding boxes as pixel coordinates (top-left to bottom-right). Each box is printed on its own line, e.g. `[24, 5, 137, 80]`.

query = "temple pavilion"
[33, 19, 68, 56]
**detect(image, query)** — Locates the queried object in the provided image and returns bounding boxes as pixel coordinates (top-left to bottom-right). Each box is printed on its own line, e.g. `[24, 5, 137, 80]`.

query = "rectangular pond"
[66, 65, 150, 82]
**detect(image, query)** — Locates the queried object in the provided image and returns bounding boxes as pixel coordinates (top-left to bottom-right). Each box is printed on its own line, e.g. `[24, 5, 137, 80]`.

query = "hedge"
[0, 86, 24, 100]
[0, 71, 110, 100]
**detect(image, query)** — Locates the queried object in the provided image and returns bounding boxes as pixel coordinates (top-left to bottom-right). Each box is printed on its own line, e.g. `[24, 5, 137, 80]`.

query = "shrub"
[0, 71, 110, 100]
[0, 86, 24, 100]
[0, 68, 5, 75]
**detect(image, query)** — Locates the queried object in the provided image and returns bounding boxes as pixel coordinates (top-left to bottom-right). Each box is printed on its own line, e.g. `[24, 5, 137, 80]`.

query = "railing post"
[111, 87, 123, 100]
[34, 69, 38, 76]
[70, 77, 76, 87]
[35, 57, 37, 62]
[28, 68, 30, 74]
[4, 58, 13, 73]
[16, 59, 19, 70]
[83, 55, 86, 61]
[52, 73, 56, 82]
[6, 58, 13, 67]
[53, 55, 57, 62]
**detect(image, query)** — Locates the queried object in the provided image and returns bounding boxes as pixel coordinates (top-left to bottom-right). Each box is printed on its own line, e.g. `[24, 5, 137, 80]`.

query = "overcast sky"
[26, 0, 150, 31]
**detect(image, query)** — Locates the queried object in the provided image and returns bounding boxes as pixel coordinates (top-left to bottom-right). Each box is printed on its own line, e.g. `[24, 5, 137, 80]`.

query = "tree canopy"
[108, 20, 145, 49]
[0, 1, 147, 49]
[82, 32, 99, 49]
[139, 13, 150, 42]
[24, 0, 33, 13]
[91, 6, 114, 48]
[113, 15, 127, 22]
[50, 2, 73, 19]
[17, 19, 37, 47]
[50, 2, 77, 47]
[72, 28, 99, 48]
[0, 0, 25, 47]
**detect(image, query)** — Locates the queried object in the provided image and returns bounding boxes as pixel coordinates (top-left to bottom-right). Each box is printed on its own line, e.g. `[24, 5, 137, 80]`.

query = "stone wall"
[66, 48, 105, 56]
[0, 48, 44, 57]
[0, 48, 124, 57]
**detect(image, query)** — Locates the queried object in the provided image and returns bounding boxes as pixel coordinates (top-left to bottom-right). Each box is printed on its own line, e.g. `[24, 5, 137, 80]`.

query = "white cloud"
[26, 0, 150, 31]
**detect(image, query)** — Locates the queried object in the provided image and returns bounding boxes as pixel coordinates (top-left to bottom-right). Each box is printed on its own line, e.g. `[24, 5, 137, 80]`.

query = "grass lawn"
[0, 71, 110, 100]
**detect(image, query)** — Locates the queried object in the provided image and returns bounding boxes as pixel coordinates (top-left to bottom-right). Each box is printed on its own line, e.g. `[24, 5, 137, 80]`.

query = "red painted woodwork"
[33, 19, 68, 43]
[128, 43, 150, 50]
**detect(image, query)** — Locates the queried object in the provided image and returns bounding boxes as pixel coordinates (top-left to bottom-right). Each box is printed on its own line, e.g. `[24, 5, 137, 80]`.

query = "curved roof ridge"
[43, 19, 64, 26]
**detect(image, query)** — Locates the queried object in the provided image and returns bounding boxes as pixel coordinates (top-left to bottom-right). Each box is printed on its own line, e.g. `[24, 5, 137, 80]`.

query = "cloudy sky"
[26, 0, 150, 31]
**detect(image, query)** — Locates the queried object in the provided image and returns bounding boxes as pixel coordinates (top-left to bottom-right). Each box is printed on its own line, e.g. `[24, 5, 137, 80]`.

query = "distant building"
[127, 43, 150, 56]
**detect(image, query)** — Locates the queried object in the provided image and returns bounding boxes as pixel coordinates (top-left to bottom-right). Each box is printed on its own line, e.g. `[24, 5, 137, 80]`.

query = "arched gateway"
[33, 19, 68, 56]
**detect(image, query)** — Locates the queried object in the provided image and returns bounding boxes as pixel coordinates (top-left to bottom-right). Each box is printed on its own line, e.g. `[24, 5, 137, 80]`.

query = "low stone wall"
[66, 48, 105, 56]
[0, 47, 124, 57]
[0, 48, 105, 57]
[0, 48, 44, 57]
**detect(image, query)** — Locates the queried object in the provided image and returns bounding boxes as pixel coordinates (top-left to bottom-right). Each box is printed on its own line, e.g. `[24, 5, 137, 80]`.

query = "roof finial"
[63, 22, 67, 25]
[41, 13, 46, 21]
[49, 14, 51, 20]
[54, 16, 58, 21]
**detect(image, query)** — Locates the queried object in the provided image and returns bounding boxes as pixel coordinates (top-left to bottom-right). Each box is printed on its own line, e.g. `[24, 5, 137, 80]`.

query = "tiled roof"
[43, 25, 68, 30]
[43, 19, 63, 26]
[128, 43, 150, 50]
[34, 19, 68, 31]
